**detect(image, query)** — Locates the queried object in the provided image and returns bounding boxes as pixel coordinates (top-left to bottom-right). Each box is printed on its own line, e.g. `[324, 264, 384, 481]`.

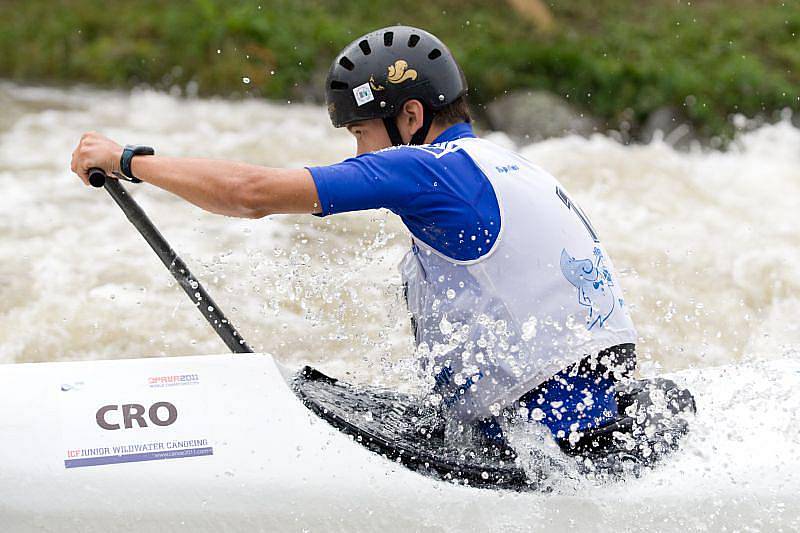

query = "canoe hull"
[0, 353, 444, 531]
[1, 354, 799, 532]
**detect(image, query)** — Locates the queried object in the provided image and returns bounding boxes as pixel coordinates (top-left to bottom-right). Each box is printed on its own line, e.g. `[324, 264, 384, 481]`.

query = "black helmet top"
[325, 26, 467, 145]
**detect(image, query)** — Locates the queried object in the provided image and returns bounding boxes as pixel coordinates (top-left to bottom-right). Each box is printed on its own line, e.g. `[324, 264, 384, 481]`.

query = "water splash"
[0, 82, 798, 387]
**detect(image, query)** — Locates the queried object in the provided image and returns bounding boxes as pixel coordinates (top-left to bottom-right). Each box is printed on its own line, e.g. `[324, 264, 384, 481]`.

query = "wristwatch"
[115, 144, 155, 183]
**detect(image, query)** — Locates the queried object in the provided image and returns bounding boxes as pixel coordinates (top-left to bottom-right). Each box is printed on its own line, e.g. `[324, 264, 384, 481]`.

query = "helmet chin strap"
[382, 106, 435, 147]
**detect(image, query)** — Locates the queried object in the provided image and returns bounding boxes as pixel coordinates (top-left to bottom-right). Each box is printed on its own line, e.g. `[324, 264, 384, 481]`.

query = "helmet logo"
[387, 60, 417, 84]
[369, 75, 385, 92]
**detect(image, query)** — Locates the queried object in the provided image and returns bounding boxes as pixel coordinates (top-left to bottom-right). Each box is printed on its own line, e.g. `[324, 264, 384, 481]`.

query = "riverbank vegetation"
[1, 0, 798, 138]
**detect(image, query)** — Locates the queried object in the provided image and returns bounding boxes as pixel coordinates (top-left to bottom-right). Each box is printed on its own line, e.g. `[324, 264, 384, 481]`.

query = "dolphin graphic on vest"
[560, 248, 617, 330]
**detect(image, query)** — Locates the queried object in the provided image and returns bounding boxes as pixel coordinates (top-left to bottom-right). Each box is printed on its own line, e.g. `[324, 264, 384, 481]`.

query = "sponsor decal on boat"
[64, 438, 212, 468]
[59, 366, 214, 470]
[148, 373, 200, 388]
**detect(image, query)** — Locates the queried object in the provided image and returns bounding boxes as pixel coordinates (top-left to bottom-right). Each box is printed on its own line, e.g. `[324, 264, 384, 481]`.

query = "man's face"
[347, 119, 392, 156]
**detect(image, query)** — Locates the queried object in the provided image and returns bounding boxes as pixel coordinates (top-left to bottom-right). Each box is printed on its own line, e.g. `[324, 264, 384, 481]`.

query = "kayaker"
[71, 26, 638, 450]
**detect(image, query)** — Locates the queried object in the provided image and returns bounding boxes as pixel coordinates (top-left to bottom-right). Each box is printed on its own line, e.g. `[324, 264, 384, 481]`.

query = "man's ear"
[400, 99, 425, 137]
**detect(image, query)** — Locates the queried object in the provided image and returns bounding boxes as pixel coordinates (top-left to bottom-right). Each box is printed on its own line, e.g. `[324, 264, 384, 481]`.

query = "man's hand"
[70, 132, 123, 185]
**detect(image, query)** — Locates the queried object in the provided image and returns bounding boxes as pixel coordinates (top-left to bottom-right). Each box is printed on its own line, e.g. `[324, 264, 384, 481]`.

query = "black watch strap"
[118, 145, 155, 183]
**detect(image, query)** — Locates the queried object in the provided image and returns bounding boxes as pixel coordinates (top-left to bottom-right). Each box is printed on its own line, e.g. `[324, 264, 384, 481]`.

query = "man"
[71, 26, 637, 450]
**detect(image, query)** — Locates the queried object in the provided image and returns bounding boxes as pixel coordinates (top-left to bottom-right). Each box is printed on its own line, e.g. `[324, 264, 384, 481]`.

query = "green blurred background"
[1, 0, 798, 139]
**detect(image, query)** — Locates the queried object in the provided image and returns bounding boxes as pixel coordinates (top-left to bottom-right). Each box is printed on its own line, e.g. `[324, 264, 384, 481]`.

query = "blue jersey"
[308, 123, 500, 262]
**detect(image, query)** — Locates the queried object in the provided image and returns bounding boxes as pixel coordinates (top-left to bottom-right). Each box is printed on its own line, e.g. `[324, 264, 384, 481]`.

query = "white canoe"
[1, 353, 799, 532]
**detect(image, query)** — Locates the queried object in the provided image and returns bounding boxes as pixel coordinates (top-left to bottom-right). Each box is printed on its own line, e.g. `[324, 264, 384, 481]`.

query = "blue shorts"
[517, 363, 618, 438]
[476, 360, 620, 444]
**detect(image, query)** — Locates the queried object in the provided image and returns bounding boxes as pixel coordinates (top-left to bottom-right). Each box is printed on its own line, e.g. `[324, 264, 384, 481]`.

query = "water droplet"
[530, 408, 545, 421]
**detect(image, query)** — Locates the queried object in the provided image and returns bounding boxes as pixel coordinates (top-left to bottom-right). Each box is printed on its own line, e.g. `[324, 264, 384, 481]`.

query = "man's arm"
[131, 156, 320, 218]
[71, 132, 321, 218]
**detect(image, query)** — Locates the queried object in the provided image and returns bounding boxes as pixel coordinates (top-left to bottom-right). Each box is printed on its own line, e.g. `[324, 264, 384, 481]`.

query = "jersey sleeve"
[307, 147, 427, 217]
[306, 145, 501, 262]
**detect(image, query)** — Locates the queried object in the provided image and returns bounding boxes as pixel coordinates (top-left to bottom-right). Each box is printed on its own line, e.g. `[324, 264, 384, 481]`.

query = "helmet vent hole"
[330, 80, 348, 90]
[428, 48, 442, 60]
[359, 40, 371, 56]
[384, 31, 394, 47]
[339, 56, 355, 71]
[407, 34, 420, 48]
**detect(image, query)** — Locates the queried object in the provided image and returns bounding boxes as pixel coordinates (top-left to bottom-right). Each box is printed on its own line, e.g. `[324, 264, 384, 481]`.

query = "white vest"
[400, 137, 637, 421]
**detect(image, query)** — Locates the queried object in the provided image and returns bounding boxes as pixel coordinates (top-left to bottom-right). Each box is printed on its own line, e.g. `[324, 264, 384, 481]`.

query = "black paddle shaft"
[89, 168, 253, 354]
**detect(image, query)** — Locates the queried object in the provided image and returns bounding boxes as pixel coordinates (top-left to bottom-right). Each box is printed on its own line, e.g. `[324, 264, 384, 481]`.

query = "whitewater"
[0, 82, 799, 531]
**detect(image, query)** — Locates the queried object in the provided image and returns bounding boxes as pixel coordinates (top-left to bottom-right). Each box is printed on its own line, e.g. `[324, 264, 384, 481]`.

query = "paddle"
[88, 168, 253, 354]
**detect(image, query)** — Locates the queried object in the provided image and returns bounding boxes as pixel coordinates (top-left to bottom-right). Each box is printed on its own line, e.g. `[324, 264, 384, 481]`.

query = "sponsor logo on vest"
[387, 60, 417, 84]
[560, 247, 618, 330]
[96, 402, 178, 430]
[495, 164, 519, 174]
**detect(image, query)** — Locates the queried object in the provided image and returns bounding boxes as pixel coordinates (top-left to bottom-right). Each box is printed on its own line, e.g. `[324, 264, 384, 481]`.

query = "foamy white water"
[1, 82, 800, 530]
[1, 82, 797, 377]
